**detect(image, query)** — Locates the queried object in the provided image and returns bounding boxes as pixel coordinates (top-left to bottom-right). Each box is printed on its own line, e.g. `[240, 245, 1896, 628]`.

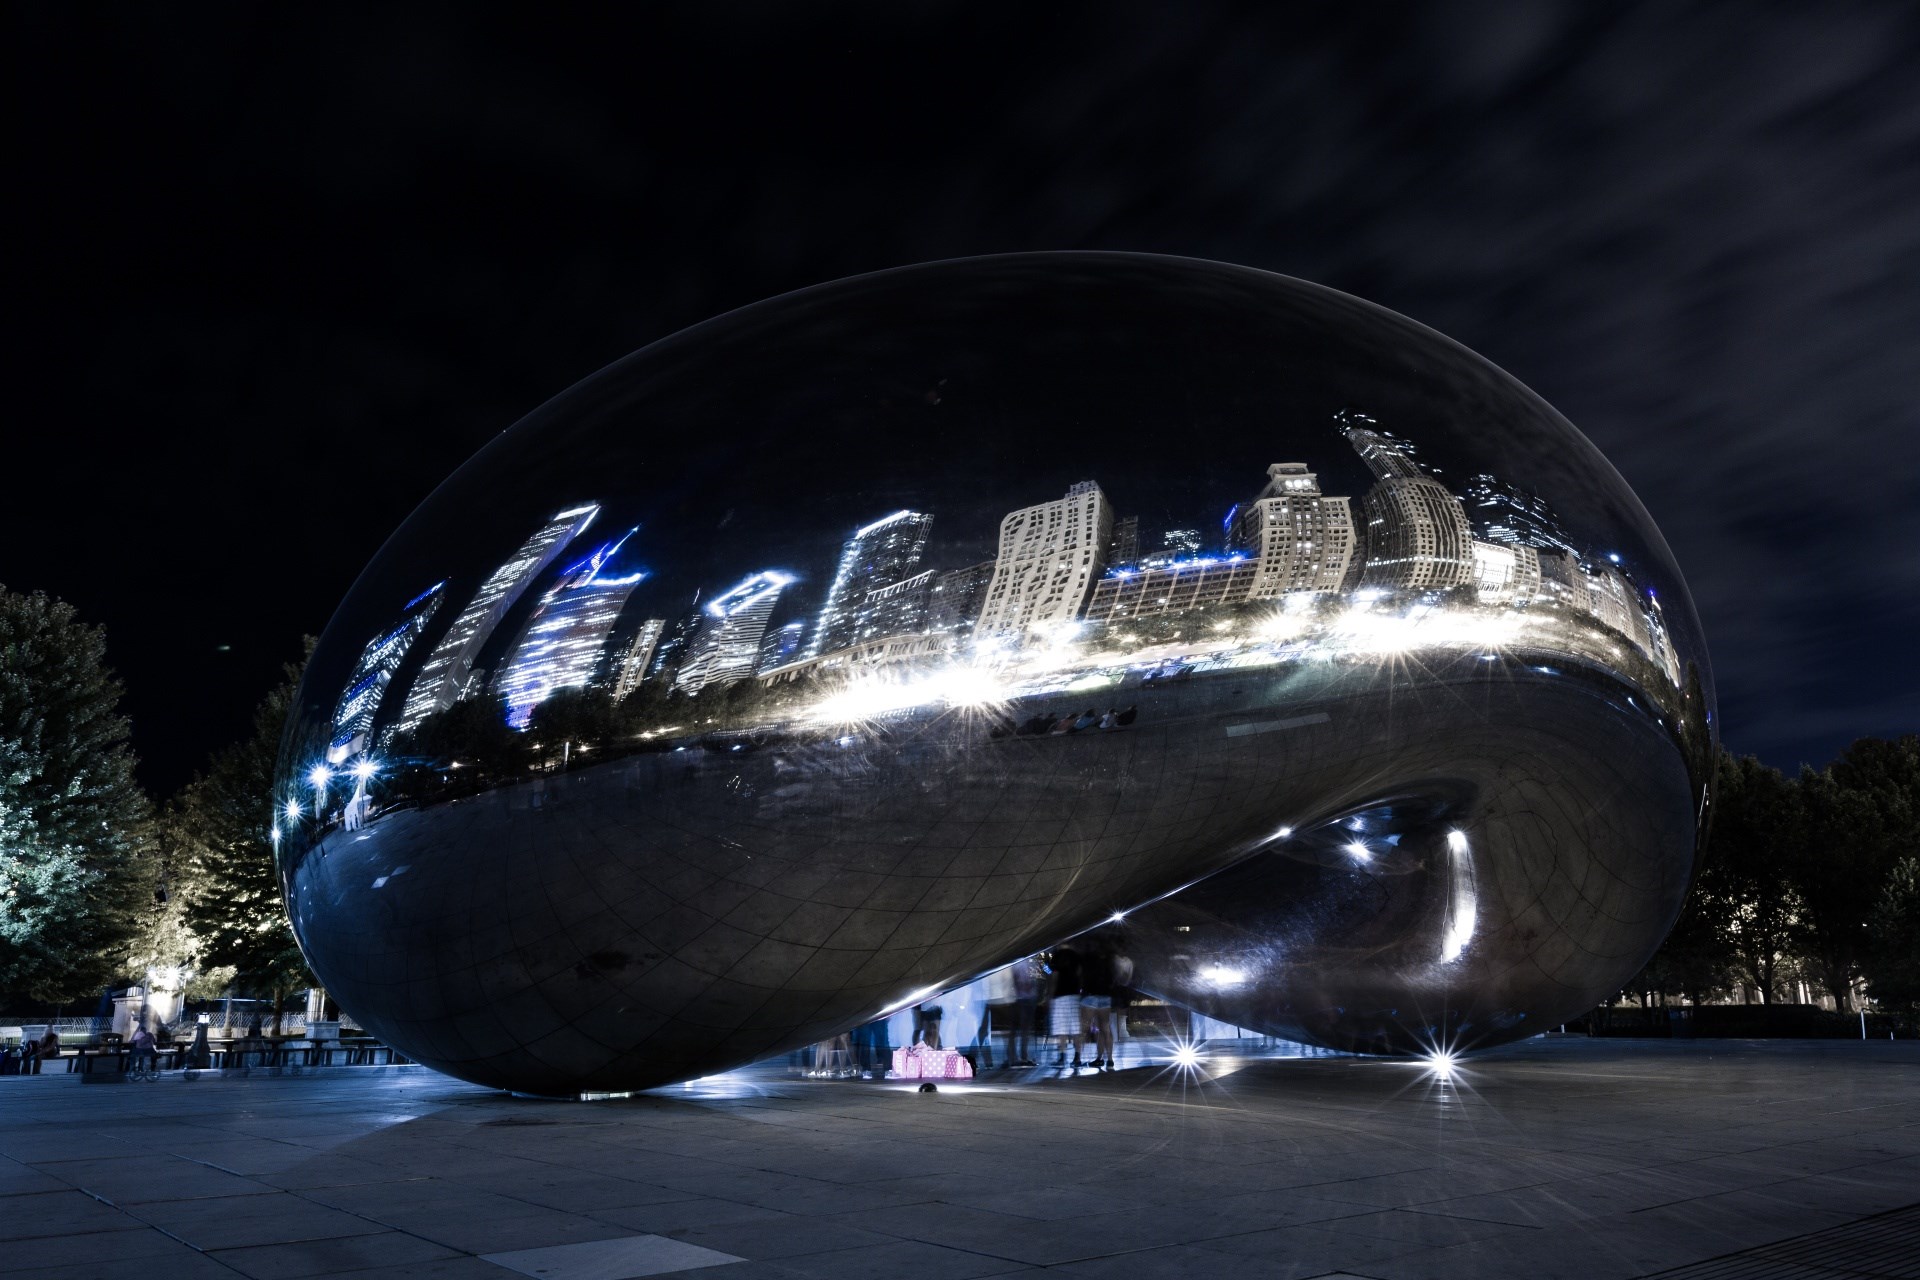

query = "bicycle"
[125, 1052, 160, 1083]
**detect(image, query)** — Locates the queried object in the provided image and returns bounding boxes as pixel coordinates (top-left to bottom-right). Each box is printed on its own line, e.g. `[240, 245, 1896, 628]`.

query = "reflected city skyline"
[315, 404, 1691, 773]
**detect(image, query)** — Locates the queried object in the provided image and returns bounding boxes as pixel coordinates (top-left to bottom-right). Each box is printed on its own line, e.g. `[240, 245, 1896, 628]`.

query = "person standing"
[1109, 938, 1136, 1069]
[1047, 944, 1085, 1068]
[1009, 955, 1042, 1067]
[1080, 940, 1116, 1070]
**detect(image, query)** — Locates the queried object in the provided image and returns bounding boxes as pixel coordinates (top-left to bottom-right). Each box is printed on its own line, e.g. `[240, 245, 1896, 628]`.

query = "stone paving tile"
[0, 1189, 151, 1241]
[1316, 1206, 1542, 1246]
[36, 1152, 280, 1203]
[207, 1229, 465, 1279]
[936, 1184, 1134, 1220]
[467, 1168, 707, 1213]
[259, 1152, 439, 1189]
[483, 1233, 744, 1279]
[0, 1130, 136, 1163]
[592, 1195, 807, 1233]
[305, 1259, 510, 1280]
[124, 1189, 382, 1251]
[1409, 1156, 1798, 1227]
[377, 1204, 634, 1255]
[702, 1178, 966, 1217]
[1775, 1157, 1920, 1216]
[1047, 1242, 1372, 1280]
[1299, 1158, 1591, 1209]
[301, 1177, 522, 1217]
[0, 1224, 194, 1269]
[1191, 1221, 1428, 1271]
[1357, 1225, 1657, 1280]
[1624, 1188, 1860, 1246]
[756, 1238, 1034, 1279]
[8, 1250, 242, 1280]
[663, 1212, 901, 1260]
[0, 1160, 66, 1198]
[837, 1197, 1340, 1267]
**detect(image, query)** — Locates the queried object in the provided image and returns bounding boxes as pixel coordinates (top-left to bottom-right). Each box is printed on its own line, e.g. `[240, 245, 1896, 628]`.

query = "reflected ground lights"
[277, 253, 1714, 1096]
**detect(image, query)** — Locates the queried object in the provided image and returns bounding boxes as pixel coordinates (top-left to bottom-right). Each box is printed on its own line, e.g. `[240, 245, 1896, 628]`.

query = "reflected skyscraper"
[976, 481, 1114, 640]
[1228, 462, 1357, 597]
[1465, 474, 1579, 558]
[808, 510, 934, 658]
[393, 504, 600, 738]
[328, 582, 444, 762]
[1084, 554, 1258, 623]
[1470, 541, 1543, 606]
[611, 618, 667, 701]
[1104, 515, 1141, 569]
[1642, 590, 1684, 686]
[928, 561, 995, 640]
[1139, 528, 1202, 569]
[856, 568, 935, 643]
[494, 530, 646, 729]
[1342, 411, 1474, 592]
[677, 571, 794, 693]
[757, 620, 805, 674]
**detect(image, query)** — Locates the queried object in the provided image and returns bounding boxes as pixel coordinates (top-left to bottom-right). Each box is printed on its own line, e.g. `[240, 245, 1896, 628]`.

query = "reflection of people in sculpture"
[913, 1002, 942, 1049]
[808, 1031, 852, 1077]
[1109, 941, 1136, 1066]
[1047, 944, 1084, 1067]
[342, 780, 370, 831]
[1079, 939, 1116, 1070]
[850, 1018, 890, 1076]
[1008, 955, 1042, 1067]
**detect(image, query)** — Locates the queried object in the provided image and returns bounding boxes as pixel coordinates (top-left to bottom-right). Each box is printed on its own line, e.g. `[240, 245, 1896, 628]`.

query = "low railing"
[23, 1039, 412, 1076]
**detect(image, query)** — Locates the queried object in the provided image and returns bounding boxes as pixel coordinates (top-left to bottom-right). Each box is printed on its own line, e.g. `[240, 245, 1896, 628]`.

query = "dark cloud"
[7, 2, 1916, 790]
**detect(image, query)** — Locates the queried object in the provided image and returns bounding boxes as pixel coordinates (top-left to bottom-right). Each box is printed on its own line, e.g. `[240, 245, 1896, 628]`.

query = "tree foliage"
[0, 586, 158, 1002]
[1710, 753, 1809, 1004]
[1819, 737, 1920, 1008]
[1629, 736, 1920, 1012]
[171, 650, 314, 1022]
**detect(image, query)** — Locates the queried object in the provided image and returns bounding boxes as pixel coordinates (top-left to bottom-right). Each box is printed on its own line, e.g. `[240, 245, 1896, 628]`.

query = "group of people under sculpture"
[997, 707, 1140, 738]
[1008, 936, 1135, 1070]
[805, 934, 1137, 1077]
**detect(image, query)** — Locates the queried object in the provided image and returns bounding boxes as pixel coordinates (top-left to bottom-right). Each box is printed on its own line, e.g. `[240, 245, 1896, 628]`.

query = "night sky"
[8, 4, 1918, 795]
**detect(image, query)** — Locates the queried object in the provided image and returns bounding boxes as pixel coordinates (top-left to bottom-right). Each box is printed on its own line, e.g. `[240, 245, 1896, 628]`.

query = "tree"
[1796, 736, 1920, 1009]
[1631, 872, 1736, 1007]
[0, 586, 159, 1002]
[172, 650, 314, 1031]
[1709, 752, 1807, 1004]
[1865, 856, 1920, 1007]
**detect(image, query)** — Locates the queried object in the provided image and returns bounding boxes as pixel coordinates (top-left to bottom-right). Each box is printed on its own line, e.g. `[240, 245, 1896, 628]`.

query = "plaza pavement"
[1, 1036, 1916, 1280]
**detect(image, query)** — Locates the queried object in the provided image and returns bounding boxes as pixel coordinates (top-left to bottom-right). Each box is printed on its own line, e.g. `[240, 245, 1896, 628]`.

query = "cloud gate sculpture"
[277, 253, 1715, 1095]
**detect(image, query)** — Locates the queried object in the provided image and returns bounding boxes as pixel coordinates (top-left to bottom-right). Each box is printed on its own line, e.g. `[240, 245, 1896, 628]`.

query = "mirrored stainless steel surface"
[276, 252, 1714, 1094]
